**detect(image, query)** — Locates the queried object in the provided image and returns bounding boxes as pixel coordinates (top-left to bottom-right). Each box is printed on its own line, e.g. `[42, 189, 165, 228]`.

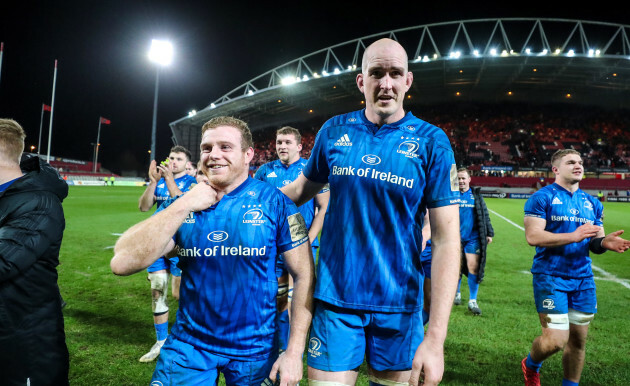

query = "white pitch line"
[489, 208, 630, 290]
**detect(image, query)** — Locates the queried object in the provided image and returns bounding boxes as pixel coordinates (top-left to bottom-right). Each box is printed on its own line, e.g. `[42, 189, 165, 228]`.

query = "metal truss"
[197, 18, 630, 113]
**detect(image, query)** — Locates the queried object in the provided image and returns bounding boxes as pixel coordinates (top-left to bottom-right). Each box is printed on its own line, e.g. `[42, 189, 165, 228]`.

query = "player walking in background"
[522, 149, 630, 386]
[0, 119, 69, 385]
[136, 145, 196, 362]
[112, 116, 314, 385]
[281, 38, 460, 386]
[254, 126, 329, 353]
[454, 167, 494, 315]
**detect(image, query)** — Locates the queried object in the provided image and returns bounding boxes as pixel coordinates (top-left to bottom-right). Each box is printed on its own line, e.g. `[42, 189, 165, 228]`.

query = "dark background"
[1, 1, 627, 175]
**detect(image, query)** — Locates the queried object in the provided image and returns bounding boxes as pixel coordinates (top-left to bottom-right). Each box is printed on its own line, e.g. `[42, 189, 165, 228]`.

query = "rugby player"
[136, 145, 196, 362]
[254, 126, 329, 352]
[454, 167, 493, 315]
[522, 149, 630, 386]
[281, 38, 461, 386]
[112, 116, 314, 385]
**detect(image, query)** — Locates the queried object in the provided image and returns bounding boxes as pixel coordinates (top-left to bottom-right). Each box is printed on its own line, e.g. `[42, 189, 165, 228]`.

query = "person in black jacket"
[0, 118, 69, 385]
[454, 168, 494, 316]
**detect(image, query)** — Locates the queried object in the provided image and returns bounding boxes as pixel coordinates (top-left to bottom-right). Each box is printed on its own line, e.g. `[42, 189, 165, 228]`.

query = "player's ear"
[356, 73, 364, 93]
[245, 147, 254, 163]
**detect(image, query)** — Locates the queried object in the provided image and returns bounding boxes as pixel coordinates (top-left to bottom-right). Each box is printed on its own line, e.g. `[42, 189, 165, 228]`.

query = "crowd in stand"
[248, 103, 630, 172]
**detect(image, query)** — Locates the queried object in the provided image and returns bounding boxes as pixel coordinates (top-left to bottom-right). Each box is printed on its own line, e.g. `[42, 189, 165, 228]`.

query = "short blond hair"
[0, 118, 26, 164]
[551, 149, 580, 166]
[201, 116, 253, 150]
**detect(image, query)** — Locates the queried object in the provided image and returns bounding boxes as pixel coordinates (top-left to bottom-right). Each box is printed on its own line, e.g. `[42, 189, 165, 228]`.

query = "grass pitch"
[59, 187, 630, 385]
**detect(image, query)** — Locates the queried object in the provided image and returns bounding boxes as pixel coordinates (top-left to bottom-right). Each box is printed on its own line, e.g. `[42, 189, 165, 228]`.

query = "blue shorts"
[462, 238, 481, 255]
[151, 336, 276, 386]
[147, 256, 182, 276]
[307, 300, 423, 372]
[533, 274, 597, 314]
[420, 245, 432, 279]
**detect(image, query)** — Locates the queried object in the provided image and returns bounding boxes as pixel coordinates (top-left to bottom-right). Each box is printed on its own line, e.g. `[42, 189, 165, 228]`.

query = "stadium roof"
[170, 18, 630, 160]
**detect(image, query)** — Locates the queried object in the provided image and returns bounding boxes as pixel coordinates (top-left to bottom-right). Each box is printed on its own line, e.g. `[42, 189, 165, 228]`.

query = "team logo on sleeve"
[243, 208, 265, 226]
[287, 213, 308, 243]
[450, 164, 458, 192]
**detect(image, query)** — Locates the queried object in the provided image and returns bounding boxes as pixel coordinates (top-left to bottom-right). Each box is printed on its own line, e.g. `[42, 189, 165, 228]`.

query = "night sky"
[1, 1, 627, 175]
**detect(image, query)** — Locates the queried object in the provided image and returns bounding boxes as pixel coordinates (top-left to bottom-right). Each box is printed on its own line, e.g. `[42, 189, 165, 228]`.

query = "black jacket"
[460, 186, 494, 283]
[0, 155, 69, 385]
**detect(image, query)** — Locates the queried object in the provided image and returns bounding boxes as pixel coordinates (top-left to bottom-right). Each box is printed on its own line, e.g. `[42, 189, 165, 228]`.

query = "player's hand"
[148, 160, 161, 183]
[486, 236, 493, 244]
[572, 223, 601, 242]
[409, 337, 444, 386]
[181, 182, 217, 212]
[602, 230, 630, 253]
[157, 164, 174, 181]
[269, 351, 302, 386]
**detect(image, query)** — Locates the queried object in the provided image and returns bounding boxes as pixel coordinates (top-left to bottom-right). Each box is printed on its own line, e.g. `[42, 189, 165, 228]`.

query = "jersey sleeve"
[424, 140, 459, 208]
[253, 165, 266, 182]
[275, 194, 309, 254]
[524, 191, 548, 218]
[594, 199, 604, 227]
[303, 126, 330, 184]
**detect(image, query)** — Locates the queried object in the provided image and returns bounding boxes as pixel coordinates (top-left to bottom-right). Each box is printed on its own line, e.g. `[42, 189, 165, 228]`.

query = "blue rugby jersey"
[524, 183, 603, 278]
[459, 189, 479, 242]
[303, 109, 458, 312]
[156, 177, 308, 359]
[154, 174, 197, 209]
[254, 158, 328, 248]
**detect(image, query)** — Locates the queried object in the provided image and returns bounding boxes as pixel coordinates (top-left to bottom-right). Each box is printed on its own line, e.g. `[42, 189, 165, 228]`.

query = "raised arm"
[113, 183, 217, 275]
[138, 160, 160, 212]
[308, 189, 329, 244]
[280, 174, 326, 207]
[524, 216, 600, 248]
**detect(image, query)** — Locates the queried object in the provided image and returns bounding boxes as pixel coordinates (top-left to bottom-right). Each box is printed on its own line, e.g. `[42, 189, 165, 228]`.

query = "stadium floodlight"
[281, 76, 297, 86]
[210, 103, 216, 108]
[148, 39, 174, 162]
[449, 51, 461, 59]
[302, 75, 309, 81]
[473, 49, 480, 57]
[188, 109, 196, 117]
[567, 49, 575, 57]
[490, 48, 498, 56]
[333, 68, 341, 74]
[525, 48, 531, 55]
[148, 39, 173, 66]
[322, 70, 329, 76]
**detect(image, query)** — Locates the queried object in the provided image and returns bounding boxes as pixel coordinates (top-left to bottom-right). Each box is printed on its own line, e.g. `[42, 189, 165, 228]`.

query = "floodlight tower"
[148, 39, 173, 162]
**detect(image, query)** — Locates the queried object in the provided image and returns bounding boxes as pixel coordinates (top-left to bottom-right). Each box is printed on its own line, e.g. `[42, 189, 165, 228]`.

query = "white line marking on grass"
[489, 208, 630, 290]
[111, 233, 123, 236]
[104, 246, 114, 249]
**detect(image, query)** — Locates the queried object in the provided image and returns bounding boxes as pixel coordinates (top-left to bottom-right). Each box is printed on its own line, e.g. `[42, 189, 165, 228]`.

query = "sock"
[154, 322, 168, 342]
[562, 379, 578, 386]
[468, 273, 479, 300]
[525, 353, 543, 372]
[456, 279, 461, 294]
[422, 309, 430, 326]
